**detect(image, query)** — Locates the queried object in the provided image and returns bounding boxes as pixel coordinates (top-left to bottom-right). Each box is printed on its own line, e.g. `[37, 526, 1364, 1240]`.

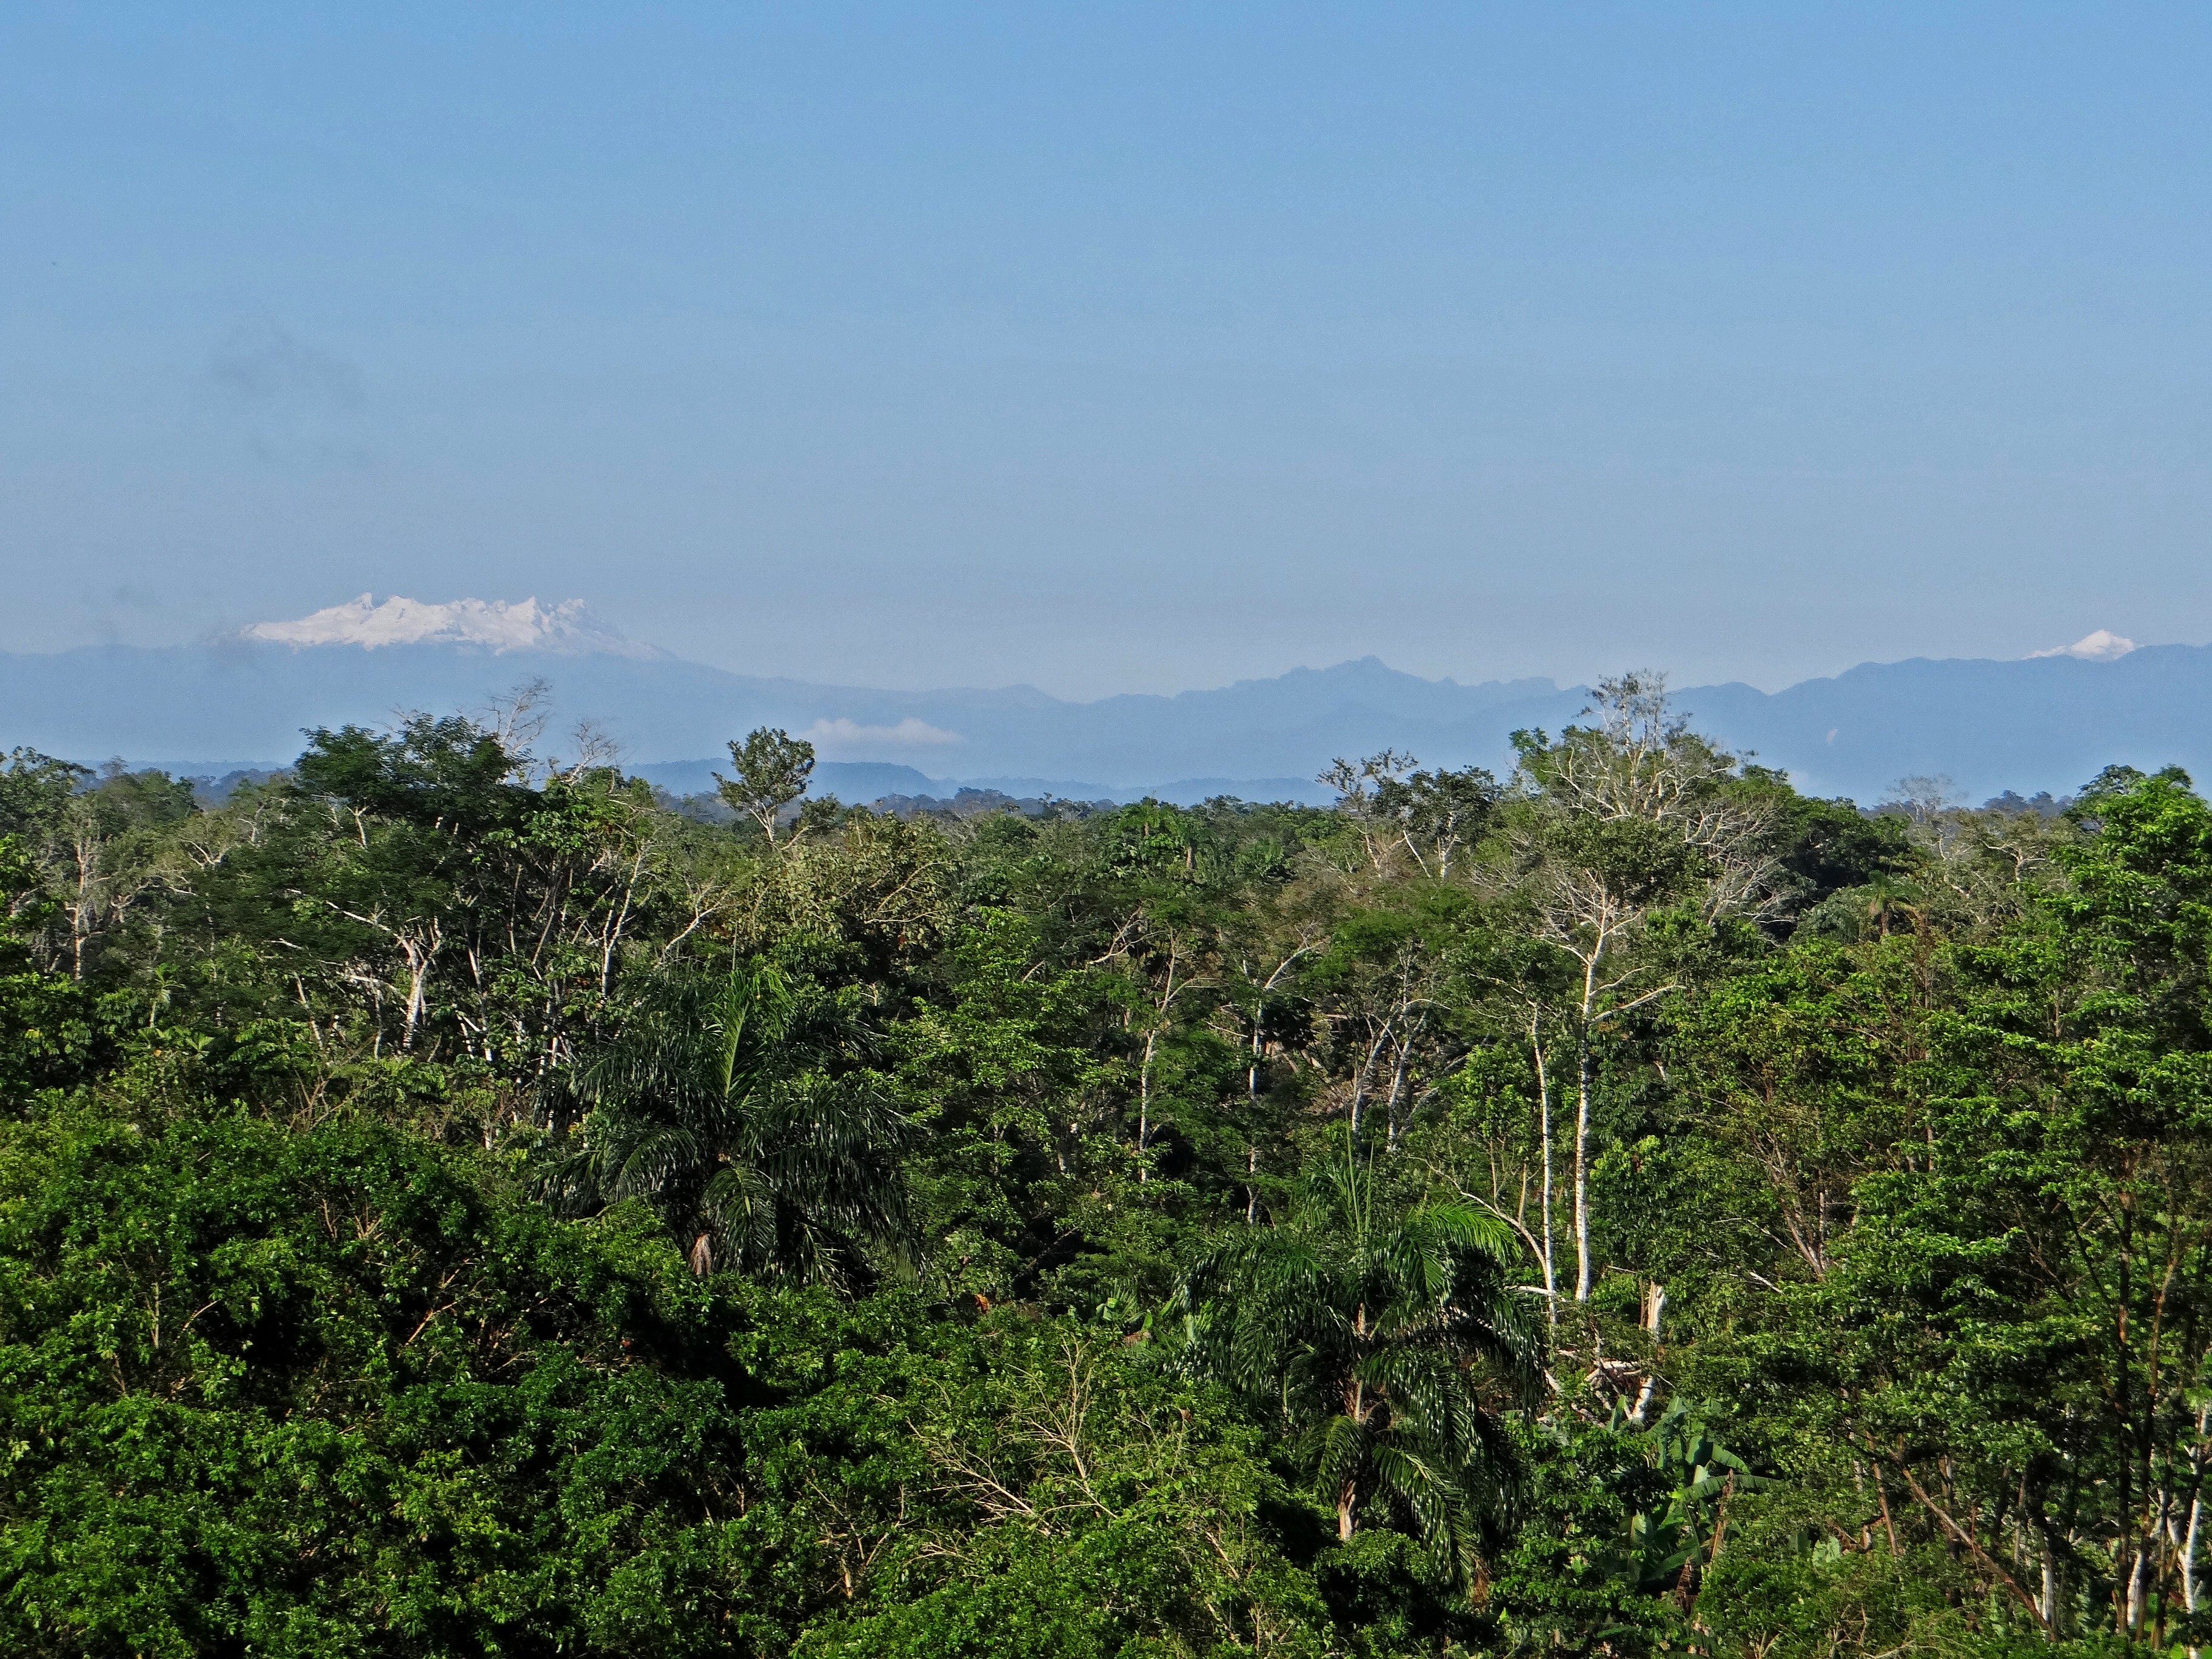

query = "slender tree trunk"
[1136, 1029, 1156, 1182]
[1135, 942, 1185, 1182]
[2186, 1492, 2203, 1659]
[399, 922, 443, 1051]
[1248, 1011, 1263, 1113]
[2128, 1538, 2148, 1635]
[1629, 1282, 1666, 1423]
[2154, 1489, 2173, 1651]
[1532, 1011, 1557, 1320]
[1574, 968, 1596, 1301]
[1566, 925, 1615, 1304]
[67, 833, 101, 980]
[598, 843, 646, 997]
[2117, 1213, 2138, 1633]
[2042, 1539, 2060, 1635]
[1382, 1032, 1413, 1153]
[1348, 1019, 1390, 1143]
[1246, 990, 1264, 1223]
[1339, 1366, 1366, 1539]
[2185, 1404, 2207, 1659]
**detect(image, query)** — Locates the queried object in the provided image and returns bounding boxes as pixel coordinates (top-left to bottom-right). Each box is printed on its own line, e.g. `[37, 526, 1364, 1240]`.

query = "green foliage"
[889, 908, 1119, 1301]
[0, 750, 89, 841]
[0, 1096, 766, 1657]
[773, 1309, 1344, 1658]
[1741, 770, 1915, 925]
[1184, 1130, 1542, 1586]
[1483, 1410, 1686, 1654]
[543, 960, 911, 1286]
[12, 695, 2212, 1655]
[714, 728, 816, 845]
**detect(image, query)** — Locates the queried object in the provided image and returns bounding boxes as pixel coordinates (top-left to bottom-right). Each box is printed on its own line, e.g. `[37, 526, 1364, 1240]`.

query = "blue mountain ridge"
[5, 638, 2206, 807]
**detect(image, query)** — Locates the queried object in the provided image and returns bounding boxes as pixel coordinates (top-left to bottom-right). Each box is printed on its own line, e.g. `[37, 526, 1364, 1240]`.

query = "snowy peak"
[243, 594, 655, 657]
[2028, 628, 2136, 662]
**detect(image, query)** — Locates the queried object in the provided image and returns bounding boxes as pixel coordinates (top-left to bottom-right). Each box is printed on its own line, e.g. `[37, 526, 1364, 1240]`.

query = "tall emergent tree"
[716, 726, 816, 845]
[1508, 673, 1773, 1300]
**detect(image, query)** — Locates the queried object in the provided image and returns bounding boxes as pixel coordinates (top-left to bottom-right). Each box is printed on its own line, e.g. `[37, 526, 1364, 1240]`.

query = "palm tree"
[1181, 1130, 1543, 1586]
[541, 959, 910, 1287]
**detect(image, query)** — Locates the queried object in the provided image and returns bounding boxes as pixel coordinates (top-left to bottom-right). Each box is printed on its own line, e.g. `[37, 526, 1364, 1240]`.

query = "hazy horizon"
[1, 589, 2163, 705]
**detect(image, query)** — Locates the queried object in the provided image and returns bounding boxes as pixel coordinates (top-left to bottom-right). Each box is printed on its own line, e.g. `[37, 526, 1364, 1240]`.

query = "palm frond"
[605, 1123, 705, 1202]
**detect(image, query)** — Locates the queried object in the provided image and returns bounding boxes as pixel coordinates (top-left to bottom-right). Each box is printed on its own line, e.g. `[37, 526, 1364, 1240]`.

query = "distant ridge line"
[8, 634, 2211, 807]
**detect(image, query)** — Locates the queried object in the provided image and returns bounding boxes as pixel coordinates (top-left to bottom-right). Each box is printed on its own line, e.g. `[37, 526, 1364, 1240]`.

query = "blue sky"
[5, 4, 2210, 695]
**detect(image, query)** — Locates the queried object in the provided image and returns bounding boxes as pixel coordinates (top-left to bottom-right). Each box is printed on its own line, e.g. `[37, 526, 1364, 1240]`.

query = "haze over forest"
[9, 7, 2212, 1657]
[5, 593, 2198, 809]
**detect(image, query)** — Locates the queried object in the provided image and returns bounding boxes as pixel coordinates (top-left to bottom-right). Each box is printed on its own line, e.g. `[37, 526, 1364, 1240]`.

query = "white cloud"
[800, 717, 961, 754]
[2028, 628, 2136, 662]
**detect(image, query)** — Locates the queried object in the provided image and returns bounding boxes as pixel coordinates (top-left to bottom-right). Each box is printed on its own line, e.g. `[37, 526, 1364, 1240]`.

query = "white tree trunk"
[2186, 1487, 2203, 1659]
[1574, 957, 1598, 1301]
[1532, 1014, 1558, 1319]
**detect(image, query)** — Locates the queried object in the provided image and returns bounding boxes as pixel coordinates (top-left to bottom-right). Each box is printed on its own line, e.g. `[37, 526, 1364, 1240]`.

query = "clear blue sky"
[5, 4, 2210, 696]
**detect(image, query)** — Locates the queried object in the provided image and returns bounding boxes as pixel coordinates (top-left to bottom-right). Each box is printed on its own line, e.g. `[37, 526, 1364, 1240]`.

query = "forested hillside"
[4, 677, 2207, 1656]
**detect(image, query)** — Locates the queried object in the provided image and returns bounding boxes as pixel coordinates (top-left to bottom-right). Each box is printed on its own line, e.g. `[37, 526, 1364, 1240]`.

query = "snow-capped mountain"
[5, 598, 2211, 806]
[2027, 628, 2137, 663]
[244, 594, 657, 658]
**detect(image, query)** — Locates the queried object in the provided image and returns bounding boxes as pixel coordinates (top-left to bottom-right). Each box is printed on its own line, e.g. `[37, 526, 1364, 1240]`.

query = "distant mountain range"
[3, 595, 2204, 807]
